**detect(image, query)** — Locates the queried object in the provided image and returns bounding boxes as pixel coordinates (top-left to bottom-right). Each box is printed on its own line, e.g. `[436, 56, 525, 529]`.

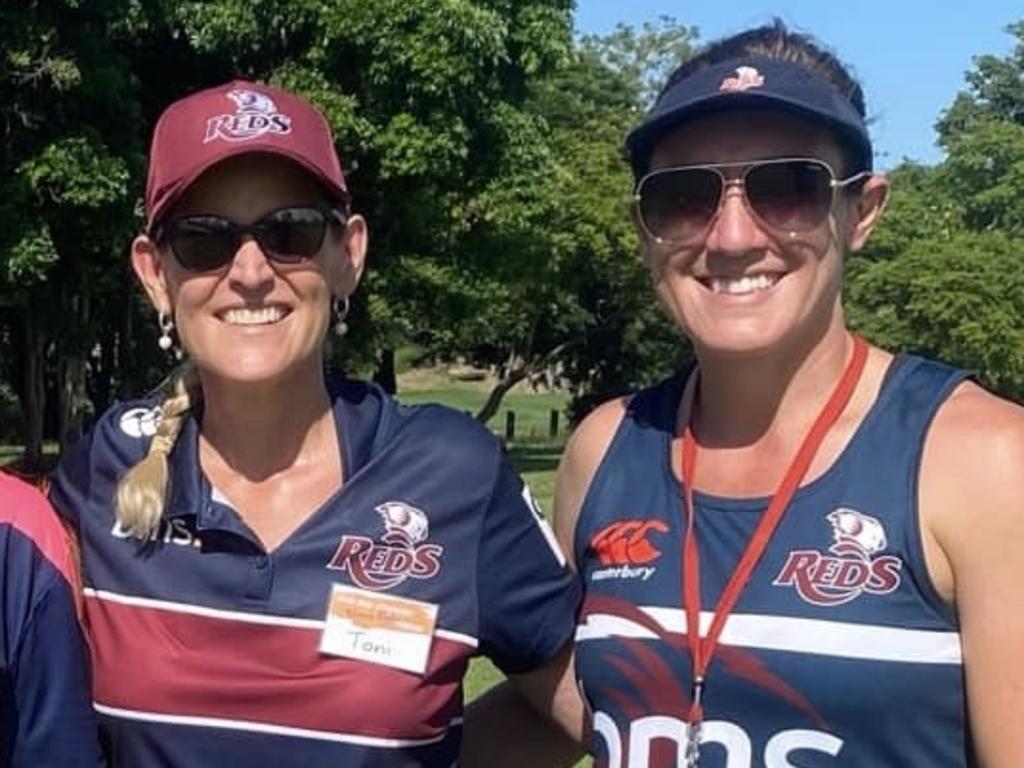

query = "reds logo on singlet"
[773, 508, 903, 606]
[326, 502, 443, 591]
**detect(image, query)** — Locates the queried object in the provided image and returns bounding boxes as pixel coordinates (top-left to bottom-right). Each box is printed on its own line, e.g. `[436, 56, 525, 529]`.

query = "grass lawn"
[0, 445, 22, 467]
[397, 370, 570, 443]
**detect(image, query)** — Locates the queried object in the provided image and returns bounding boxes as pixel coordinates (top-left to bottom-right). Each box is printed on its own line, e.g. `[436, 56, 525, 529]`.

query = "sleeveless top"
[574, 355, 973, 768]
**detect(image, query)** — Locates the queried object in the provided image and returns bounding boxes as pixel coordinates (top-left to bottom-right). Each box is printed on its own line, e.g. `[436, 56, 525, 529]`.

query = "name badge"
[319, 584, 438, 675]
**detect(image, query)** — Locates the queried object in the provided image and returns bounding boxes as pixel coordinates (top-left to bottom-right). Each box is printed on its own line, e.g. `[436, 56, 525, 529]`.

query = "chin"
[193, 351, 307, 387]
[688, 320, 794, 360]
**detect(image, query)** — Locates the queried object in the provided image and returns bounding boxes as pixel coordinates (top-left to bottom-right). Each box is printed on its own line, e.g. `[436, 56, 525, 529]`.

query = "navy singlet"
[574, 355, 973, 768]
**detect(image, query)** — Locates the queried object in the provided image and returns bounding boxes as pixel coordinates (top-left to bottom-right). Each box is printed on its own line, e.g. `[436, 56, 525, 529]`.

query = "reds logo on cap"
[326, 502, 444, 591]
[773, 508, 903, 606]
[203, 88, 292, 144]
[719, 65, 766, 92]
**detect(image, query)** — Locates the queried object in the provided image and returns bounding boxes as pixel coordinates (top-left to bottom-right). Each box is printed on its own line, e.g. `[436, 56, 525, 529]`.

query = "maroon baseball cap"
[145, 79, 348, 230]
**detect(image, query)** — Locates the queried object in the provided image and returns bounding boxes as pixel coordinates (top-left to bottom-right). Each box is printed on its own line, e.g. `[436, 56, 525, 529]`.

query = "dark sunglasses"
[154, 205, 347, 272]
[634, 158, 869, 245]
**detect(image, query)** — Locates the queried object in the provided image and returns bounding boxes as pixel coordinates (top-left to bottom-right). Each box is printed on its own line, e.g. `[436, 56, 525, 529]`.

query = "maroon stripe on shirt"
[85, 593, 469, 740]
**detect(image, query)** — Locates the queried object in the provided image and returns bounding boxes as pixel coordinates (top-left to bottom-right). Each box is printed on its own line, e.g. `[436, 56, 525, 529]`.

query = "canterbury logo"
[590, 520, 668, 566]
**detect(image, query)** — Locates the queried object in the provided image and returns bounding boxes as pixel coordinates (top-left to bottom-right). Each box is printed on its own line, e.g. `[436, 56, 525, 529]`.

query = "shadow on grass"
[507, 443, 563, 474]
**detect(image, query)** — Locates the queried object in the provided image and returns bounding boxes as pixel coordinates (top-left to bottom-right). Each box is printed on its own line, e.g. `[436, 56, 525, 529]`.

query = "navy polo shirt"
[51, 376, 579, 766]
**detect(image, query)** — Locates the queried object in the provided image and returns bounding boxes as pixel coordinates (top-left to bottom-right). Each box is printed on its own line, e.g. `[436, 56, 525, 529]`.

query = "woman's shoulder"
[0, 470, 76, 582]
[333, 375, 504, 464]
[87, 394, 166, 451]
[563, 372, 683, 471]
[53, 393, 167, 494]
[392, 398, 503, 458]
[0, 470, 55, 523]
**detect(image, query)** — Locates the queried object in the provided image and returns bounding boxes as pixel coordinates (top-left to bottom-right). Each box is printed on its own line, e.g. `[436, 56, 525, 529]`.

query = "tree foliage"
[1, 4, 1022, 456]
[849, 18, 1024, 398]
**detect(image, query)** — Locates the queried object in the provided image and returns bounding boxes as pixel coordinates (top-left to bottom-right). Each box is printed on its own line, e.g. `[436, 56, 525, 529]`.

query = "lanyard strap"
[681, 334, 868, 724]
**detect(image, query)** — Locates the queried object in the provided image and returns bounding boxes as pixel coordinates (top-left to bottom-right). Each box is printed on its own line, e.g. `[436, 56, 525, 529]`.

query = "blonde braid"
[115, 367, 202, 539]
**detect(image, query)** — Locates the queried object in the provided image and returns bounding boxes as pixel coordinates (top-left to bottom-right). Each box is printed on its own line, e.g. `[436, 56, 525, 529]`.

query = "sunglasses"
[154, 205, 346, 272]
[634, 158, 869, 245]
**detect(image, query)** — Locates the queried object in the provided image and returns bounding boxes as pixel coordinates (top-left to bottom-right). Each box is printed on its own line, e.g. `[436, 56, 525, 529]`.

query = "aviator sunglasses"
[154, 205, 347, 272]
[634, 157, 869, 245]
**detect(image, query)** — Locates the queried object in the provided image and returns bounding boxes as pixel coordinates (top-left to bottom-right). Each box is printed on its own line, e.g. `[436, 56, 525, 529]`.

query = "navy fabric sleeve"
[0, 474, 100, 768]
[10, 580, 100, 767]
[476, 453, 581, 674]
[48, 426, 96, 530]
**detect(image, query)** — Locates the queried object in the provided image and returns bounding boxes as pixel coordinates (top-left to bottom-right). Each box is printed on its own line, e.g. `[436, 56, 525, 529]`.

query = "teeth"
[708, 274, 779, 295]
[222, 307, 285, 325]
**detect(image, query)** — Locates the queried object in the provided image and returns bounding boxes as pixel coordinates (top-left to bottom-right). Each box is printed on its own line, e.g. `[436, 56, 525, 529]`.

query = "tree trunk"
[373, 348, 397, 394]
[90, 334, 114, 417]
[475, 369, 529, 425]
[474, 341, 572, 426]
[20, 306, 46, 467]
[58, 354, 87, 451]
[118, 291, 137, 399]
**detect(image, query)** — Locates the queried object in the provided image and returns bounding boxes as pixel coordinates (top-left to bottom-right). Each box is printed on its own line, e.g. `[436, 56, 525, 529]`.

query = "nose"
[704, 182, 770, 255]
[226, 236, 276, 294]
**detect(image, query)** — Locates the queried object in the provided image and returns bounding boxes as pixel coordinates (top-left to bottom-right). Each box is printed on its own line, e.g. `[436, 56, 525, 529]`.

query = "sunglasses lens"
[639, 169, 722, 243]
[167, 217, 238, 271]
[256, 207, 329, 261]
[745, 161, 833, 231]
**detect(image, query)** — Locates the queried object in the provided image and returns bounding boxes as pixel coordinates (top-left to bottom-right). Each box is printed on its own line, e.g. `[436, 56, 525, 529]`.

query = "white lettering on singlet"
[765, 729, 843, 767]
[594, 712, 843, 768]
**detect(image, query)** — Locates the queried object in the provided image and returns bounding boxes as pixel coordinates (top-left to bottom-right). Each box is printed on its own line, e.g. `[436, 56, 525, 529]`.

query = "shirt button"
[256, 556, 269, 570]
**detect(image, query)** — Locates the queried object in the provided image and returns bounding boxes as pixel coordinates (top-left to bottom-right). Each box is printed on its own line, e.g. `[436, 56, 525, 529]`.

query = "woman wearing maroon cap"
[49, 80, 581, 767]
[474, 20, 1023, 768]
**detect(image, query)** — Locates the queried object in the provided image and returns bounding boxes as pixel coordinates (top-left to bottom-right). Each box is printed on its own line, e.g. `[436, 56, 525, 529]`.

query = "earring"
[158, 312, 175, 351]
[333, 296, 350, 337]
[157, 311, 182, 360]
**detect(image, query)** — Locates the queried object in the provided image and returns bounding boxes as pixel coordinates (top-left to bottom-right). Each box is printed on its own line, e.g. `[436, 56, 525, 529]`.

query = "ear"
[330, 213, 368, 297]
[131, 235, 174, 315]
[844, 174, 890, 252]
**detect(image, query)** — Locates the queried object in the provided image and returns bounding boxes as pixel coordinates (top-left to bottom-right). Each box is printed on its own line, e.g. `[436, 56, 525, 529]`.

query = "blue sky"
[574, 1, 1021, 169]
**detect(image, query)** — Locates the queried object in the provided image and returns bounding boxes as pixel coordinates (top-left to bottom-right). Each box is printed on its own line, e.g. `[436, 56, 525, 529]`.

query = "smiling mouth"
[219, 306, 290, 326]
[700, 273, 783, 296]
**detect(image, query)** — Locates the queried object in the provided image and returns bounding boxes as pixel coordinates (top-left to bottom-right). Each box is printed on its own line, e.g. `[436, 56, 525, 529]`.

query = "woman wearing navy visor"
[472, 20, 1023, 768]
[49, 80, 581, 767]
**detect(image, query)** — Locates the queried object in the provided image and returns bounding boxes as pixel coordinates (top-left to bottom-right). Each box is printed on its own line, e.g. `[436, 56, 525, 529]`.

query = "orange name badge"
[319, 584, 438, 674]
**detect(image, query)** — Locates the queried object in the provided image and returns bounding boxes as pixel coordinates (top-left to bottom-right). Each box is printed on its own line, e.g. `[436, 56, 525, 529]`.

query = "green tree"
[850, 231, 1024, 399]
[1, 0, 590, 454]
[848, 17, 1024, 397]
[412, 17, 697, 423]
[0, 0, 142, 464]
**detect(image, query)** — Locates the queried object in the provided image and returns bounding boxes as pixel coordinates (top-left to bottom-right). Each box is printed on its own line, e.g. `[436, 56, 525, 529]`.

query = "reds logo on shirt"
[773, 508, 903, 606]
[327, 502, 444, 591]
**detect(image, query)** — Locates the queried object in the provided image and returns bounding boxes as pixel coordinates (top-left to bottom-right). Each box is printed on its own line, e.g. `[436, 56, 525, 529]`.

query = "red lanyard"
[679, 335, 868, 737]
